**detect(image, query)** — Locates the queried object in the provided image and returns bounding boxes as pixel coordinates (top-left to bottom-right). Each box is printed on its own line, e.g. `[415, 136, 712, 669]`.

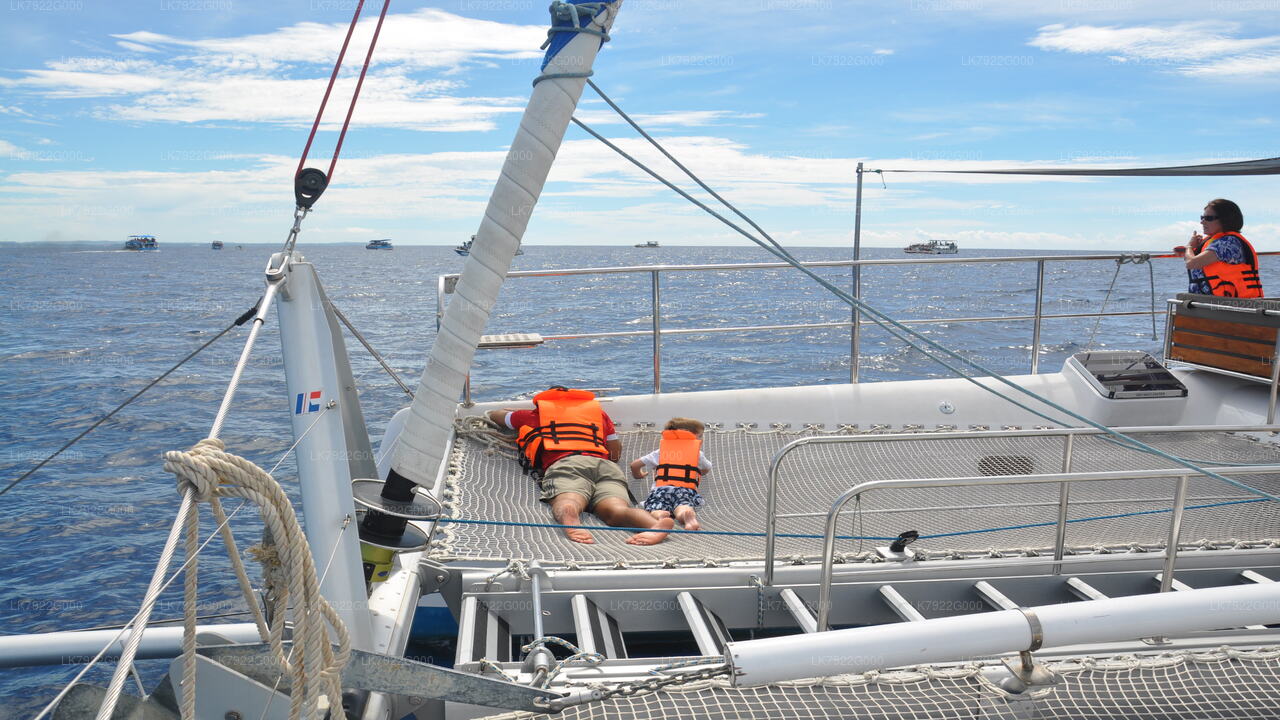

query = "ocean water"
[0, 241, 1195, 716]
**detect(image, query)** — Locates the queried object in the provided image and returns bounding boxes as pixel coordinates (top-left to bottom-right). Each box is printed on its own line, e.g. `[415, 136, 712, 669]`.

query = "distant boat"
[634, 240, 659, 248]
[124, 234, 158, 251]
[366, 239, 393, 250]
[904, 239, 958, 254]
[211, 240, 224, 250]
[456, 235, 522, 256]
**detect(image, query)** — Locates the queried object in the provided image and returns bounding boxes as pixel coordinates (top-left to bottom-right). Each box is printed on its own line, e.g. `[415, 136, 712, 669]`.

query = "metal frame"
[762, 423, 1280, 587]
[807, 464, 1280, 630]
[439, 253, 1168, 401]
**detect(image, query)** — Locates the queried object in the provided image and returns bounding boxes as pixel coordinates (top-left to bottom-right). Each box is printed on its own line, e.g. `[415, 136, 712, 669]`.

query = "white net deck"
[428, 426, 1280, 567]
[477, 648, 1280, 720]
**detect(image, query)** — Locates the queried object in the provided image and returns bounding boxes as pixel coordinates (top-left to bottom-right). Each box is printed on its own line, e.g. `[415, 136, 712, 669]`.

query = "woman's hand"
[1189, 232, 1206, 253]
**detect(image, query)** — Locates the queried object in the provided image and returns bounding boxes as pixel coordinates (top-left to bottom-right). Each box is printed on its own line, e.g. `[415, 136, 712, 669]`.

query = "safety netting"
[425, 425, 1280, 568]
[474, 647, 1280, 720]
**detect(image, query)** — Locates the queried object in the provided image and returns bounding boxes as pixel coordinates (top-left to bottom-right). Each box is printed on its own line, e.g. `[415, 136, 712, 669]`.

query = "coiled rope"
[163, 438, 350, 720]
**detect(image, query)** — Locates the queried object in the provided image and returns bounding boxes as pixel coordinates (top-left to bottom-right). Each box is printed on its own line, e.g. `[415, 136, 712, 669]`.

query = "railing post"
[1162, 299, 1176, 362]
[850, 163, 864, 384]
[651, 270, 662, 393]
[1160, 474, 1189, 593]
[1052, 432, 1074, 572]
[1030, 259, 1045, 374]
[763, 441, 804, 587]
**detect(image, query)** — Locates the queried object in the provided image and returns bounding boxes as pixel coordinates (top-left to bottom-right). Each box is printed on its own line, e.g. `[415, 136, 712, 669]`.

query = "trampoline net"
[428, 426, 1280, 567]
[473, 647, 1280, 720]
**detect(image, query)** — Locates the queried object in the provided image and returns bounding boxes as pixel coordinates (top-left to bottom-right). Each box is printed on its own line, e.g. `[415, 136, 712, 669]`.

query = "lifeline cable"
[573, 88, 1280, 502]
[0, 300, 261, 497]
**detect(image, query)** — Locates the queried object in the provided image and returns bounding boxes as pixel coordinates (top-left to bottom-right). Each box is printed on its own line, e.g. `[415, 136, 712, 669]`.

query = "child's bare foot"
[674, 507, 701, 531]
[626, 517, 674, 545]
[563, 527, 595, 544]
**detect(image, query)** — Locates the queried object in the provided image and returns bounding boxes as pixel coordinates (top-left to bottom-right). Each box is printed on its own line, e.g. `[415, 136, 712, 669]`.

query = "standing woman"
[1178, 198, 1264, 298]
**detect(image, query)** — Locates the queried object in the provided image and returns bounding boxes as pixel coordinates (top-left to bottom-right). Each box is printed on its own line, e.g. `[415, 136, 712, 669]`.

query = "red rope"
[327, 0, 392, 183]
[295, 0, 392, 184]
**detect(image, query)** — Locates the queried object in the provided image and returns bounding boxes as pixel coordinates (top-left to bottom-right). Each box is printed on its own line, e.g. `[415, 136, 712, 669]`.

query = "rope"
[326, 0, 391, 184]
[575, 87, 1280, 505]
[520, 636, 604, 686]
[1, 302, 258, 497]
[163, 438, 350, 720]
[295, 0, 392, 183]
[433, 494, 1269, 542]
[1087, 255, 1151, 349]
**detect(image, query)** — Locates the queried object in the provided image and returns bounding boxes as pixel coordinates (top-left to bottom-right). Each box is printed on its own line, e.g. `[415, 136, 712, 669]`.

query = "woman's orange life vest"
[516, 388, 608, 475]
[1202, 232, 1264, 298]
[654, 429, 703, 490]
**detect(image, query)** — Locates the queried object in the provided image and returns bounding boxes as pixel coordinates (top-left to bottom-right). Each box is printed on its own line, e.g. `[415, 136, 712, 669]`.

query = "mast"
[357, 2, 623, 553]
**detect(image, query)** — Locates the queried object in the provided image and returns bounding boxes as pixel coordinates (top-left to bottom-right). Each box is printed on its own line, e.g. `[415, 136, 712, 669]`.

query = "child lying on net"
[630, 417, 712, 531]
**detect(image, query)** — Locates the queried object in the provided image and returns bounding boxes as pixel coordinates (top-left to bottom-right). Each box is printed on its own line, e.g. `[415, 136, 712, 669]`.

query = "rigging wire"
[575, 84, 1280, 502]
[1, 300, 261, 498]
[569, 114, 1073, 429]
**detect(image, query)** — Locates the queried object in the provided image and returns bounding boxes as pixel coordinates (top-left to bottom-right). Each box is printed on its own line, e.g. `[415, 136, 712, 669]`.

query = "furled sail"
[390, 1, 622, 487]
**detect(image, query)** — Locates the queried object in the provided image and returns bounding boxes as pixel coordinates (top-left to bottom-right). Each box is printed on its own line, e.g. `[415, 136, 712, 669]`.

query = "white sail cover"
[391, 1, 622, 487]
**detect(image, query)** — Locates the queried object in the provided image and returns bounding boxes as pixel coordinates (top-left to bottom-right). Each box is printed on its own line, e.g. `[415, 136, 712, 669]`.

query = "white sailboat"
[9, 3, 1280, 720]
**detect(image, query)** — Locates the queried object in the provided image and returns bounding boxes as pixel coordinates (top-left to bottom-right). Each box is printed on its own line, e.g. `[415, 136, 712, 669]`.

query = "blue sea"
[0, 241, 1197, 717]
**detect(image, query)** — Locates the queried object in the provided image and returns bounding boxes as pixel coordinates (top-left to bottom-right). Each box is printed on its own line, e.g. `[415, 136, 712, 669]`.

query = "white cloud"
[1030, 22, 1280, 78]
[0, 139, 28, 159]
[116, 41, 158, 54]
[0, 9, 547, 132]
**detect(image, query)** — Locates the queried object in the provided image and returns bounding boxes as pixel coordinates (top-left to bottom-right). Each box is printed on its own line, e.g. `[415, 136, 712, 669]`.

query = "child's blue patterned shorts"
[642, 485, 705, 513]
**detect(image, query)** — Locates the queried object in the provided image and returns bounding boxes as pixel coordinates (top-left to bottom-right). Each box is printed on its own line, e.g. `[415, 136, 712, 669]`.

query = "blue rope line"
[439, 496, 1271, 542]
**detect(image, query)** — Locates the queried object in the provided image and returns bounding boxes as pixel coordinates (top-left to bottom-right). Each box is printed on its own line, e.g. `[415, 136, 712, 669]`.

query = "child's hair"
[665, 417, 705, 434]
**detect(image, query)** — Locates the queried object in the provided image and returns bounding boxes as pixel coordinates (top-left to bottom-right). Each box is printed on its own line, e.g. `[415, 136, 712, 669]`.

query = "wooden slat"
[1172, 329, 1275, 358]
[1167, 346, 1272, 377]
[1173, 313, 1278, 343]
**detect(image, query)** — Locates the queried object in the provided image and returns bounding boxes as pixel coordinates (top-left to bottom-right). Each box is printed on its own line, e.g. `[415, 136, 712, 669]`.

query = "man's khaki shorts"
[540, 455, 631, 509]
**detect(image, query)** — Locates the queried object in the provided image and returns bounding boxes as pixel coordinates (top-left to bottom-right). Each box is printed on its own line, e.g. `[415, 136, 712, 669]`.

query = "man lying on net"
[488, 386, 674, 545]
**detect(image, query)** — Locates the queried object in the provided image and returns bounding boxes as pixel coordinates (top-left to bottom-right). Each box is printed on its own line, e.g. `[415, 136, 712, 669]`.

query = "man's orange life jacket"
[516, 388, 608, 476]
[654, 429, 702, 490]
[1202, 232, 1264, 298]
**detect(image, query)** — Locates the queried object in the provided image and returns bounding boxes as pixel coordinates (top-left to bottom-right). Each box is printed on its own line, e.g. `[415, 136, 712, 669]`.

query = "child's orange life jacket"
[654, 429, 702, 490]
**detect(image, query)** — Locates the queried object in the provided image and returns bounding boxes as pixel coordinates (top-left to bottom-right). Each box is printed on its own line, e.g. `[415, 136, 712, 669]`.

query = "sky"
[2, 0, 1279, 249]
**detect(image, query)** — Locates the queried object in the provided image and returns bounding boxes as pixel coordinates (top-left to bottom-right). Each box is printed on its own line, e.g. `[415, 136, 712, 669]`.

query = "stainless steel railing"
[810, 462, 1280, 630]
[762, 424, 1280, 588]
[438, 253, 1169, 401]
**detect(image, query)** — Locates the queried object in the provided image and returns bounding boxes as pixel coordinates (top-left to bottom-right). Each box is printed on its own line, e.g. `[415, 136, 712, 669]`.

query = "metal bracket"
[1001, 608, 1060, 689]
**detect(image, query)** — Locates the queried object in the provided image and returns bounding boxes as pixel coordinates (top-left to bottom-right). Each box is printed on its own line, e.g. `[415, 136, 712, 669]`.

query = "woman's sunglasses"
[1200, 214, 1219, 222]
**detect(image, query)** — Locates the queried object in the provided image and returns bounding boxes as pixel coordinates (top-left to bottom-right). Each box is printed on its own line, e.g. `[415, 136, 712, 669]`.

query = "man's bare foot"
[626, 517, 674, 545]
[564, 527, 595, 544]
[674, 508, 700, 531]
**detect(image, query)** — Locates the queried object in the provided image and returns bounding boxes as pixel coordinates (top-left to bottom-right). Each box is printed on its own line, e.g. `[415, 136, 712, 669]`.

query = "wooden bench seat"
[1166, 294, 1280, 381]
